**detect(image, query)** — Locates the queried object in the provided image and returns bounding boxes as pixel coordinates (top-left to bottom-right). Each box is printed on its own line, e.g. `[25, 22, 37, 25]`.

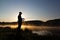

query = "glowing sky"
[0, 0, 60, 22]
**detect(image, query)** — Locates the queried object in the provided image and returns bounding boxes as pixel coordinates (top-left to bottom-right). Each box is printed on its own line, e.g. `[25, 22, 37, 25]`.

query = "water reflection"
[0, 25, 18, 28]
[0, 24, 60, 31]
[21, 25, 60, 35]
[0, 25, 60, 35]
[21, 25, 60, 31]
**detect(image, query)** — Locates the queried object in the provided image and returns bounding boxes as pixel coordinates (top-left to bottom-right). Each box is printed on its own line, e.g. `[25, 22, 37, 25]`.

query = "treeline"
[45, 19, 60, 26]
[23, 19, 60, 26]
[0, 22, 17, 25]
[0, 19, 60, 26]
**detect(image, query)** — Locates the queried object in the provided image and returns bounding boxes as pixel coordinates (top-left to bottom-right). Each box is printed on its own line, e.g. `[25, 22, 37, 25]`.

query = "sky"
[0, 0, 60, 22]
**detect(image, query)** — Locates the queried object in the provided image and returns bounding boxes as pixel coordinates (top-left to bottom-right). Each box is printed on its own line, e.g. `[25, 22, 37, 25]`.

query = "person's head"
[19, 12, 22, 15]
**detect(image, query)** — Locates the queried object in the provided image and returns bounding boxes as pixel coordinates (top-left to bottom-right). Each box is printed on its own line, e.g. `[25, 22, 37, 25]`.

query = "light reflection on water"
[21, 25, 60, 35]
[0, 25, 18, 28]
[21, 25, 60, 31]
[0, 25, 60, 35]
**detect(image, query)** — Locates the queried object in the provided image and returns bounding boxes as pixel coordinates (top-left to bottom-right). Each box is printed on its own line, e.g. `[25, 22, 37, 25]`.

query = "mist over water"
[0, 25, 18, 28]
[0, 24, 60, 35]
[21, 25, 60, 35]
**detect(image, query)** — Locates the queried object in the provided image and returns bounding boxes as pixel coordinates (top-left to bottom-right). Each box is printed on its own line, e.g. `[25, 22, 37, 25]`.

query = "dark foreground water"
[0, 25, 60, 40]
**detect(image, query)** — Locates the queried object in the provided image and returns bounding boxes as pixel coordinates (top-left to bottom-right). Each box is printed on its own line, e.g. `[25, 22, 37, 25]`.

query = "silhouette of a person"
[17, 12, 22, 31]
[15, 12, 22, 40]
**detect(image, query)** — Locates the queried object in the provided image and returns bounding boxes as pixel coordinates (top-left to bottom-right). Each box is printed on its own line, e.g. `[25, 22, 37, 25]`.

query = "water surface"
[0, 25, 60, 35]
